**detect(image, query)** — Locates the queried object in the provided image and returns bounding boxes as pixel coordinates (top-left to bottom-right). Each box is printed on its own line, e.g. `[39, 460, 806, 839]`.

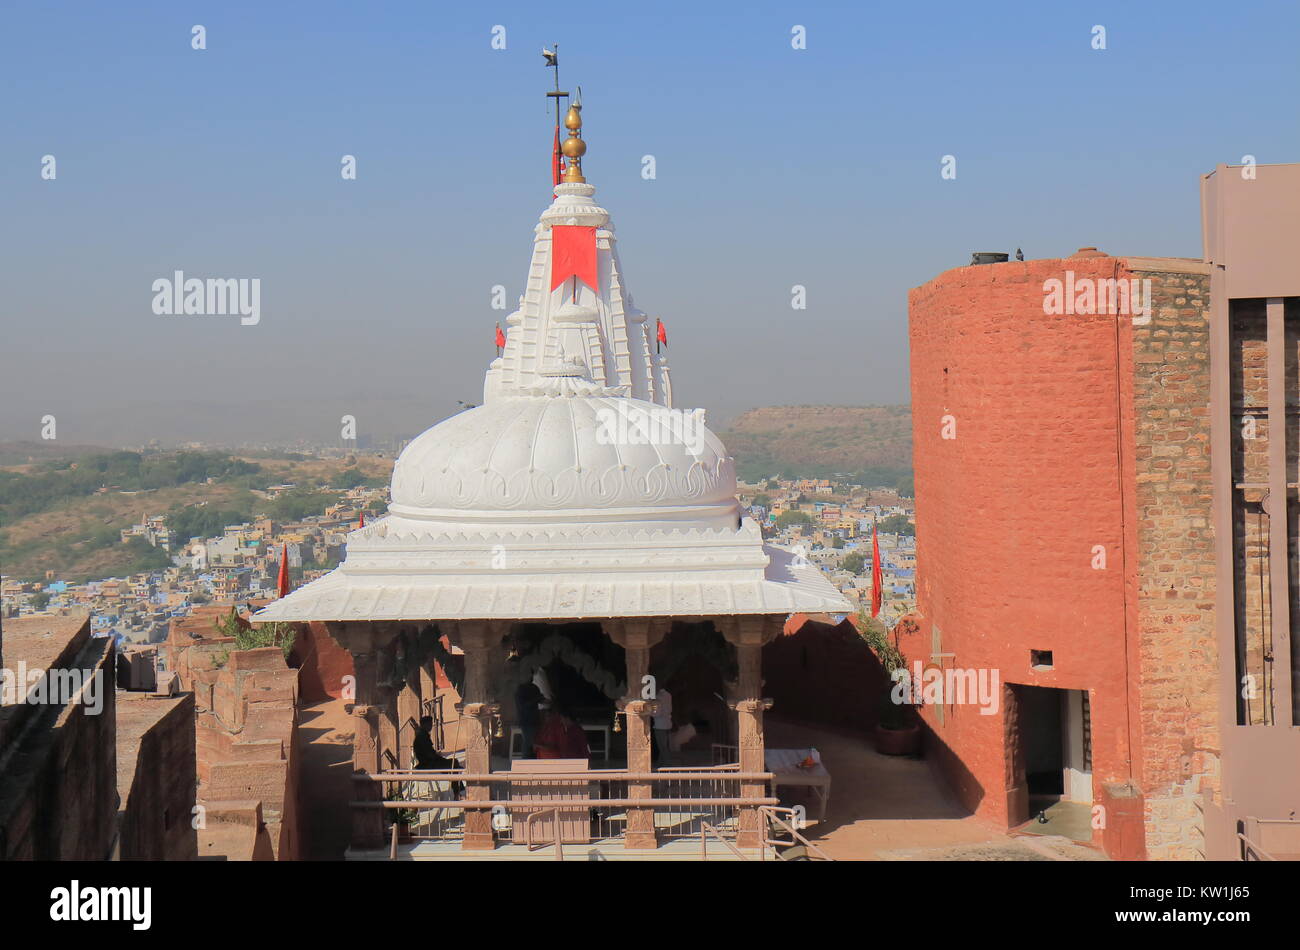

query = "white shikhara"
[255, 175, 850, 624]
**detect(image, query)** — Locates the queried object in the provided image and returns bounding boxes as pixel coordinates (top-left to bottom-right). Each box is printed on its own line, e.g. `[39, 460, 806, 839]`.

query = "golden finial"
[561, 90, 586, 183]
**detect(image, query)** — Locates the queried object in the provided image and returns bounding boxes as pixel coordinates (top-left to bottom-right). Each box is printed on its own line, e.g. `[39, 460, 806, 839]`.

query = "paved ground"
[298, 699, 355, 861]
[765, 718, 1107, 861]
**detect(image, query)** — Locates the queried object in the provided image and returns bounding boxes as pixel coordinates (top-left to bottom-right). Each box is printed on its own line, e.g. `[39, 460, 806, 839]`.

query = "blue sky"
[3, 0, 1298, 444]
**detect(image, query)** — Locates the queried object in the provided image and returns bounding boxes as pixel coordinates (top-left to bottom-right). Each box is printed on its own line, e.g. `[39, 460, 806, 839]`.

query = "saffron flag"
[552, 125, 563, 187]
[277, 543, 290, 599]
[495, 323, 506, 348]
[871, 521, 883, 618]
[550, 225, 597, 291]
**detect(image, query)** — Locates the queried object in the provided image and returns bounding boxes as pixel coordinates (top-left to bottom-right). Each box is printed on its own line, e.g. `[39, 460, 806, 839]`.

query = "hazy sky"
[4, 0, 1298, 446]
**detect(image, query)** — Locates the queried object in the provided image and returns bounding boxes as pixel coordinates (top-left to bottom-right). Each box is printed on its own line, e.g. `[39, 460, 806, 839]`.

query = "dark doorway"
[1019, 685, 1065, 796]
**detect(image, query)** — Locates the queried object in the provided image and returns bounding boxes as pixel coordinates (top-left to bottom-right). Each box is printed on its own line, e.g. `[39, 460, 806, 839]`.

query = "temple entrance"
[505, 622, 624, 761]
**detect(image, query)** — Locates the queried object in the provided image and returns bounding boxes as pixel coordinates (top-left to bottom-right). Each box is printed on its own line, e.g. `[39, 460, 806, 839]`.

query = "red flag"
[277, 542, 290, 599]
[358, 511, 365, 528]
[656, 318, 668, 347]
[870, 521, 883, 618]
[552, 125, 563, 188]
[495, 322, 506, 349]
[550, 225, 597, 291]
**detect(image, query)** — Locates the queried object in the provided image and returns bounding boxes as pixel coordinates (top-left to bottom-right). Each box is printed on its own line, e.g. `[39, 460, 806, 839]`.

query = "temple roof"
[254, 106, 851, 625]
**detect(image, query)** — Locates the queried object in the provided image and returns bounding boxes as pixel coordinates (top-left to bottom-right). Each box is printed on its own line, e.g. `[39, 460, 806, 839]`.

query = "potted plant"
[859, 614, 922, 756]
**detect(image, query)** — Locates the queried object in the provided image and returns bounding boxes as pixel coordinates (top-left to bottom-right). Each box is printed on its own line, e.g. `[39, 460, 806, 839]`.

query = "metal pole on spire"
[543, 45, 569, 188]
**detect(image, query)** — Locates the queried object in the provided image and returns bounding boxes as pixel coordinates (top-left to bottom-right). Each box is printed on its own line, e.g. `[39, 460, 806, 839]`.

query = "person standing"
[652, 687, 673, 766]
[514, 680, 544, 758]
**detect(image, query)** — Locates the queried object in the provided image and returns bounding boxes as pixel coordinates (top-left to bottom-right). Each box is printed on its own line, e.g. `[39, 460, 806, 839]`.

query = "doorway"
[1011, 685, 1093, 839]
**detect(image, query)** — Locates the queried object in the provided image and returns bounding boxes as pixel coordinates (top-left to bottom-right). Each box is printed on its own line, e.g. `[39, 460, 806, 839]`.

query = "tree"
[879, 513, 915, 537]
[775, 510, 813, 529]
[31, 591, 51, 610]
[752, 493, 771, 508]
[841, 552, 866, 574]
[832, 536, 845, 549]
[336, 467, 366, 490]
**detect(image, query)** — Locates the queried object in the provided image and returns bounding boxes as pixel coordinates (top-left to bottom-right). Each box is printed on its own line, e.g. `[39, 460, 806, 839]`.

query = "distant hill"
[720, 405, 913, 490]
[0, 452, 392, 583]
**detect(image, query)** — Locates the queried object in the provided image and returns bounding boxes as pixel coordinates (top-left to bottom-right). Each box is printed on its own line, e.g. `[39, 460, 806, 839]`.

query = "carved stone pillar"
[347, 638, 385, 851]
[397, 640, 423, 770]
[375, 634, 400, 773]
[350, 651, 380, 773]
[718, 615, 781, 850]
[454, 621, 501, 851]
[606, 618, 670, 849]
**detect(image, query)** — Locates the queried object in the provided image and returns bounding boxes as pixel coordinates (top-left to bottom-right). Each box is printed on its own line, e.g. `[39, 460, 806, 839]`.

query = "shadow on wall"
[762, 614, 890, 733]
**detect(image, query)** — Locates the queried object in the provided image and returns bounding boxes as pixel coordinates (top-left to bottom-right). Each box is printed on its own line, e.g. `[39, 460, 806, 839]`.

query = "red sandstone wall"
[908, 257, 1140, 832]
[763, 615, 889, 733]
[195, 648, 302, 860]
[291, 621, 355, 702]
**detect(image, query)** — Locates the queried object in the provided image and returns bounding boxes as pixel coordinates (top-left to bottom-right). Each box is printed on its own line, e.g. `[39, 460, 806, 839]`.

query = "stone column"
[454, 620, 501, 851]
[337, 622, 386, 851]
[396, 632, 423, 770]
[375, 631, 400, 773]
[606, 618, 670, 849]
[718, 616, 780, 850]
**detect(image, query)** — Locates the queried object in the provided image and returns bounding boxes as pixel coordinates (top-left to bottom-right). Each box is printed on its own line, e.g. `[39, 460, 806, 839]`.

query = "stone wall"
[291, 621, 355, 702]
[907, 257, 1136, 832]
[117, 691, 199, 860]
[0, 614, 118, 860]
[1128, 263, 1219, 861]
[762, 614, 888, 733]
[195, 647, 301, 860]
[907, 255, 1221, 859]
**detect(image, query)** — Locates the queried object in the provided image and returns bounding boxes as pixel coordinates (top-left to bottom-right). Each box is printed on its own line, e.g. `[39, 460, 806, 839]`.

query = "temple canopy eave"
[252, 541, 850, 624]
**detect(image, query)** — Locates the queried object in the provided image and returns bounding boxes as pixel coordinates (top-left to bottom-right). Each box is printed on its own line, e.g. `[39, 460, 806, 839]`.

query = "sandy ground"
[765, 718, 1105, 861]
[298, 699, 355, 860]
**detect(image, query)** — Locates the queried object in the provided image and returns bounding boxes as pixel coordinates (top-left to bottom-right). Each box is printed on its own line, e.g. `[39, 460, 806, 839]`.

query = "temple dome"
[389, 393, 737, 521]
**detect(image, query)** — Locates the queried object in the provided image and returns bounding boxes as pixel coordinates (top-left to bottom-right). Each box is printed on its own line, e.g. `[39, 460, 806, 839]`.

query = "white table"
[764, 748, 831, 823]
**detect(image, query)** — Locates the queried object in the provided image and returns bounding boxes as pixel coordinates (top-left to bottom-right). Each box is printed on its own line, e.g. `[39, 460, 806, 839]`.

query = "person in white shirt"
[652, 687, 673, 766]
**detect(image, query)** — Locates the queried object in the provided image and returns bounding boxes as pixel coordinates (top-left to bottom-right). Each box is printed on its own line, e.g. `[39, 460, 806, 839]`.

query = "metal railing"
[699, 821, 749, 860]
[1237, 832, 1277, 861]
[759, 805, 833, 861]
[522, 807, 564, 860]
[355, 767, 777, 850]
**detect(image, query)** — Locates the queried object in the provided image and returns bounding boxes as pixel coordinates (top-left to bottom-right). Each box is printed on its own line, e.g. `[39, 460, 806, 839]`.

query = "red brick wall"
[909, 256, 1218, 859]
[907, 257, 1140, 831]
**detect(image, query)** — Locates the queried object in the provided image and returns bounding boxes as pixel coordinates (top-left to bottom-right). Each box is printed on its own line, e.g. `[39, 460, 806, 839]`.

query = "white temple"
[255, 118, 847, 628]
[254, 93, 849, 857]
